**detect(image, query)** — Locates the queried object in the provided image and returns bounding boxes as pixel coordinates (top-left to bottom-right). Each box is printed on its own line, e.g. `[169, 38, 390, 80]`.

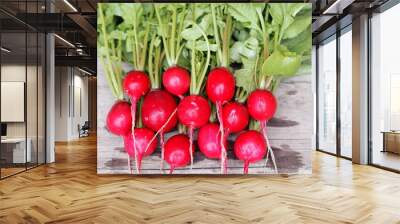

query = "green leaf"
[235, 57, 257, 93]
[283, 15, 311, 39]
[230, 37, 259, 63]
[109, 30, 127, 40]
[262, 46, 302, 76]
[119, 4, 143, 26]
[228, 3, 264, 32]
[181, 27, 202, 41]
[282, 25, 311, 54]
[287, 3, 308, 17]
[269, 4, 284, 25]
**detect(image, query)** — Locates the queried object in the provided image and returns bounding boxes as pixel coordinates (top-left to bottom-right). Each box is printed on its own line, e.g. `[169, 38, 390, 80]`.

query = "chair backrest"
[82, 121, 90, 129]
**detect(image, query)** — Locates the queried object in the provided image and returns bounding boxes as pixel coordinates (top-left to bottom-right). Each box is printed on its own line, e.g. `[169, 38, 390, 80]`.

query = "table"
[382, 131, 400, 154]
[1, 138, 31, 163]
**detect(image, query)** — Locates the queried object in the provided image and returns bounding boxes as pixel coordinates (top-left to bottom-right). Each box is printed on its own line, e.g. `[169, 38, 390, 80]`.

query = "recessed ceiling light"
[54, 34, 75, 48]
[78, 67, 93, 76]
[1, 47, 11, 53]
[63, 0, 78, 12]
[322, 0, 355, 15]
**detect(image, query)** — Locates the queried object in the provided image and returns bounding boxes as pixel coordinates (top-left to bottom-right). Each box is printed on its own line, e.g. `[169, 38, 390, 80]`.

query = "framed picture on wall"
[97, 3, 313, 175]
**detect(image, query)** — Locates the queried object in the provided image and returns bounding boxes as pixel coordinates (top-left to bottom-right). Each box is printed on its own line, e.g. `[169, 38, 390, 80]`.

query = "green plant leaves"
[282, 25, 312, 54]
[230, 37, 259, 63]
[98, 3, 312, 97]
[227, 3, 264, 33]
[282, 16, 311, 40]
[261, 46, 302, 76]
[235, 57, 257, 93]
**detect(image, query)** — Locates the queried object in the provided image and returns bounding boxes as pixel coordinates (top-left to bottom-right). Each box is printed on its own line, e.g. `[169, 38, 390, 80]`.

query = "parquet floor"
[1, 135, 400, 224]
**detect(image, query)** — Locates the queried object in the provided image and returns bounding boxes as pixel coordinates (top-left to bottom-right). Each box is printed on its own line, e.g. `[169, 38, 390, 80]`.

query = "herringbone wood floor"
[1, 135, 400, 224]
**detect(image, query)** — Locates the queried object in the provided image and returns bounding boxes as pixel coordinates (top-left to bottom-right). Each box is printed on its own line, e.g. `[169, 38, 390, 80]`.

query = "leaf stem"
[138, 23, 150, 71]
[222, 15, 232, 67]
[170, 7, 177, 65]
[193, 22, 211, 95]
[211, 4, 223, 66]
[155, 6, 172, 66]
[98, 4, 122, 99]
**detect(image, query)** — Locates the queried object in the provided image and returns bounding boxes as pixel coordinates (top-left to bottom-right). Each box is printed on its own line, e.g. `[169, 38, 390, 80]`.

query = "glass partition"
[339, 27, 352, 158]
[0, 1, 46, 179]
[317, 36, 337, 154]
[370, 4, 400, 171]
[1, 31, 28, 177]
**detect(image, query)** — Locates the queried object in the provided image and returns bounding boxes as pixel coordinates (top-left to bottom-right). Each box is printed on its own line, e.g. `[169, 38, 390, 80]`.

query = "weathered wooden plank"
[97, 60, 313, 175]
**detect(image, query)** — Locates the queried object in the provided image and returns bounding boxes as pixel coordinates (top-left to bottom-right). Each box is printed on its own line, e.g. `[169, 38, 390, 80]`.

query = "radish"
[106, 101, 133, 173]
[162, 66, 190, 99]
[247, 89, 278, 173]
[206, 68, 235, 174]
[106, 101, 132, 136]
[123, 128, 158, 174]
[206, 68, 236, 104]
[122, 70, 150, 173]
[208, 5, 235, 174]
[156, 7, 190, 99]
[219, 102, 249, 172]
[197, 123, 224, 159]
[164, 134, 191, 174]
[142, 90, 178, 132]
[136, 6, 190, 172]
[176, 5, 212, 170]
[141, 89, 178, 170]
[222, 102, 249, 134]
[177, 95, 211, 168]
[234, 130, 266, 174]
[177, 95, 210, 128]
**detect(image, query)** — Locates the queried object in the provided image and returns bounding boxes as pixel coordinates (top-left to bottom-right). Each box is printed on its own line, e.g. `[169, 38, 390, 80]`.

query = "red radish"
[177, 95, 210, 128]
[106, 101, 132, 136]
[173, 7, 212, 170]
[106, 101, 133, 173]
[206, 67, 235, 174]
[123, 71, 150, 173]
[206, 67, 235, 104]
[123, 71, 151, 101]
[177, 95, 211, 168]
[197, 123, 224, 159]
[162, 66, 190, 98]
[222, 102, 249, 134]
[141, 90, 178, 170]
[247, 89, 278, 173]
[247, 89, 277, 121]
[142, 90, 178, 132]
[219, 102, 249, 172]
[123, 128, 158, 174]
[234, 130, 266, 174]
[164, 134, 191, 174]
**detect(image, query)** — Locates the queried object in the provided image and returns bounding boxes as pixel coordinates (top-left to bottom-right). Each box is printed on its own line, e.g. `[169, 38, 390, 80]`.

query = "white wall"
[54, 67, 89, 141]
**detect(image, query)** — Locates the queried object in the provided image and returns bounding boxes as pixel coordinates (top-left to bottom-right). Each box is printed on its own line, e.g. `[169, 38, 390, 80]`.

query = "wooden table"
[1, 138, 31, 163]
[382, 131, 400, 154]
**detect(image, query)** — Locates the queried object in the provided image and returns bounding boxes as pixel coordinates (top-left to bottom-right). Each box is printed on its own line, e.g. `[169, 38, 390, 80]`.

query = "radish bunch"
[99, 3, 310, 174]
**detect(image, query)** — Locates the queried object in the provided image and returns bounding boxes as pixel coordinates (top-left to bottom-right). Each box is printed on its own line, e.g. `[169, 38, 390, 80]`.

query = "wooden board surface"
[97, 61, 314, 174]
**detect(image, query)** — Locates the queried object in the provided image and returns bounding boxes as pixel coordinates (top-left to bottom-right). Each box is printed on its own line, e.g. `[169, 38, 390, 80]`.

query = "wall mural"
[97, 3, 313, 175]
